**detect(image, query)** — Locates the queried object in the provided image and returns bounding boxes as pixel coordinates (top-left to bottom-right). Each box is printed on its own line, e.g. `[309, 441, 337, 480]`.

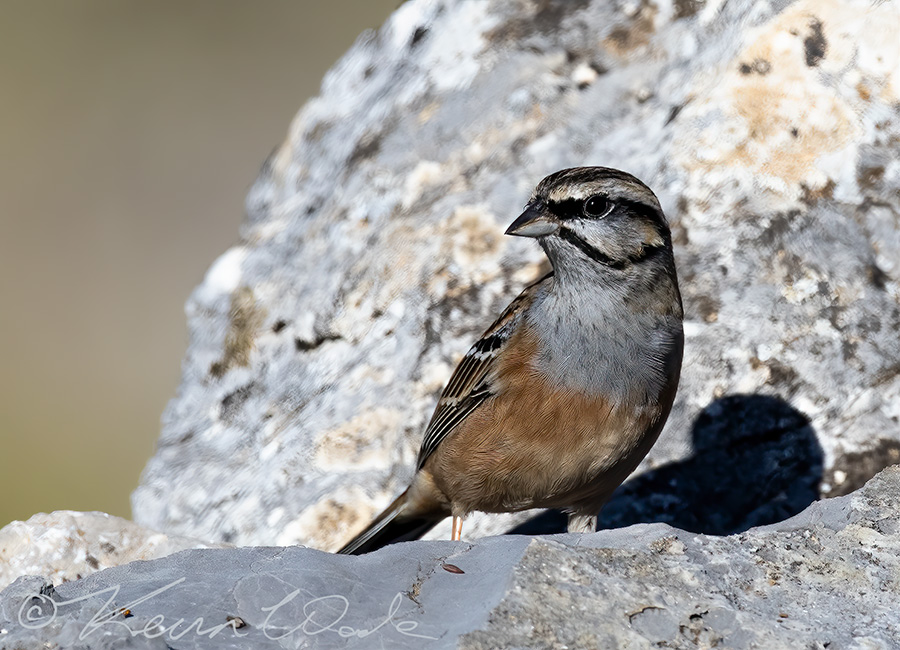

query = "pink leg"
[451, 515, 463, 541]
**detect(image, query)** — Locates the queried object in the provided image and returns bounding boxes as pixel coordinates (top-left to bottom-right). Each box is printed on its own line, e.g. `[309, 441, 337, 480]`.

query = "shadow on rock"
[511, 394, 824, 537]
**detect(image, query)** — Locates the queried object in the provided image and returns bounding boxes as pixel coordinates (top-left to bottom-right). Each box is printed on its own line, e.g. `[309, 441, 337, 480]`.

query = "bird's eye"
[583, 195, 611, 218]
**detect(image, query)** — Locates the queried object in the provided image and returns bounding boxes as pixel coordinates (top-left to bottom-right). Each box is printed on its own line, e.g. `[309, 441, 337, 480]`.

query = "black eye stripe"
[616, 198, 669, 230]
[546, 198, 585, 220]
[546, 196, 668, 232]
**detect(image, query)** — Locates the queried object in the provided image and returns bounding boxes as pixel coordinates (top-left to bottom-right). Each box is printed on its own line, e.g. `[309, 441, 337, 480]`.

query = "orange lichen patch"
[314, 407, 403, 470]
[403, 160, 445, 208]
[679, 0, 899, 196]
[210, 287, 265, 378]
[723, 11, 854, 184]
[418, 100, 441, 125]
[449, 205, 505, 270]
[511, 259, 551, 286]
[277, 487, 383, 551]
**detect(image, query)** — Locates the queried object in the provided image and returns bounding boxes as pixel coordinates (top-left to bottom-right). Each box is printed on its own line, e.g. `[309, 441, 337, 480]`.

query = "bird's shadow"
[510, 394, 824, 536]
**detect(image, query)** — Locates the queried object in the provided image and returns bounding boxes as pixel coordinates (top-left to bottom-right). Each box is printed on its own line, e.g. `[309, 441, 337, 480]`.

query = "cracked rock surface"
[130, 0, 900, 550]
[3, 466, 899, 649]
[0, 512, 226, 593]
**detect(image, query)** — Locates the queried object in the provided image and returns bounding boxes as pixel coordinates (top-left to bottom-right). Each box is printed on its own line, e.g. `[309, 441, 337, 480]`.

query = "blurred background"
[0, 0, 399, 528]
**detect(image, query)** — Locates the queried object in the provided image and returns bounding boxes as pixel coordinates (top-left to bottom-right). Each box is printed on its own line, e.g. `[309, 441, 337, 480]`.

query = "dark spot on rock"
[100, 542, 116, 554]
[840, 339, 858, 362]
[689, 295, 719, 323]
[85, 554, 99, 570]
[790, 127, 799, 138]
[858, 313, 882, 334]
[410, 26, 428, 48]
[510, 136, 529, 155]
[674, 0, 703, 19]
[804, 18, 827, 67]
[306, 120, 333, 144]
[671, 219, 689, 246]
[422, 282, 485, 357]
[858, 165, 885, 190]
[800, 179, 835, 204]
[874, 362, 900, 387]
[607, 26, 634, 50]
[363, 65, 375, 79]
[759, 210, 800, 247]
[221, 383, 257, 421]
[826, 439, 900, 497]
[348, 130, 384, 167]
[295, 333, 342, 352]
[210, 287, 264, 379]
[665, 103, 685, 125]
[272, 320, 288, 333]
[764, 359, 801, 394]
[486, 0, 591, 43]
[820, 304, 844, 331]
[740, 59, 771, 75]
[590, 60, 609, 76]
[532, 0, 591, 33]
[867, 263, 889, 290]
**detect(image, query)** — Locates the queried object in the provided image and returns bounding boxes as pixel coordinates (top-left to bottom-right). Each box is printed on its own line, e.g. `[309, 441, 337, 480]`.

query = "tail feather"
[337, 489, 441, 555]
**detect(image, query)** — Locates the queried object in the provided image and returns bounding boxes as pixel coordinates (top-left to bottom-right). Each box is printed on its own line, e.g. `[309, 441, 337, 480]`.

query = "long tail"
[337, 489, 441, 555]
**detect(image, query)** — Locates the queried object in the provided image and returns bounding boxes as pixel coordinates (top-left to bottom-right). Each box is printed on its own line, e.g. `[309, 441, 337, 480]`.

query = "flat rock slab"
[3, 466, 898, 649]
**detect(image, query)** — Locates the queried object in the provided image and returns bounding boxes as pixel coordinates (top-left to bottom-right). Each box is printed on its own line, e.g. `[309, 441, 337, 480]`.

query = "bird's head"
[506, 167, 673, 277]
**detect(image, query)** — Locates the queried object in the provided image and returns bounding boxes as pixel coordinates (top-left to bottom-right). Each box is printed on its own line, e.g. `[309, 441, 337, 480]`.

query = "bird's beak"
[505, 201, 559, 238]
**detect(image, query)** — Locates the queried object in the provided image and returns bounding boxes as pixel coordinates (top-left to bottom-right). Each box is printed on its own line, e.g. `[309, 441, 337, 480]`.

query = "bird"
[338, 166, 684, 554]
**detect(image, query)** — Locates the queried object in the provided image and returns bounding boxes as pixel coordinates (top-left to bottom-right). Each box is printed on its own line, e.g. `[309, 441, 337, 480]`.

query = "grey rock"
[0, 511, 227, 592]
[0, 577, 165, 649]
[132, 0, 900, 549]
[4, 466, 900, 649]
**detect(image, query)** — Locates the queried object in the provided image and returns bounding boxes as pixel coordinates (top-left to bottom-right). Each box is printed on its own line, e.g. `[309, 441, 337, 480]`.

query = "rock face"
[132, 0, 900, 549]
[3, 467, 900, 649]
[0, 512, 224, 592]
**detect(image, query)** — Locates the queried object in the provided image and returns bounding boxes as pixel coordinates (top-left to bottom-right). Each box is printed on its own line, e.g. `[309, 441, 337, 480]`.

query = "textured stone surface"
[132, 0, 900, 549]
[0, 511, 224, 592]
[4, 467, 900, 649]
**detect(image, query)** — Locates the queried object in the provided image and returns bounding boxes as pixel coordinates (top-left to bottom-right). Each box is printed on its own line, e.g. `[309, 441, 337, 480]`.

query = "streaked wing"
[416, 272, 552, 470]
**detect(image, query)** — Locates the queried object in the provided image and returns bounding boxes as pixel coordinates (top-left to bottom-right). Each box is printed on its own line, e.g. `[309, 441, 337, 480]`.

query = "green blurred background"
[0, 0, 398, 528]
